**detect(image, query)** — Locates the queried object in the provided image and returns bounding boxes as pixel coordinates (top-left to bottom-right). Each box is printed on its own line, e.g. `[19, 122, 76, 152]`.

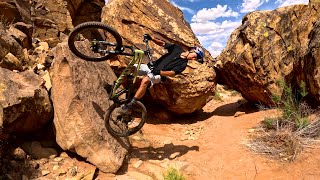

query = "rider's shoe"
[115, 104, 132, 115]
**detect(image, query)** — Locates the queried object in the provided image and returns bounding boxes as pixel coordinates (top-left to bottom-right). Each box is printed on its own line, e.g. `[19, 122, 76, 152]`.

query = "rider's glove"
[144, 34, 152, 41]
[151, 69, 160, 75]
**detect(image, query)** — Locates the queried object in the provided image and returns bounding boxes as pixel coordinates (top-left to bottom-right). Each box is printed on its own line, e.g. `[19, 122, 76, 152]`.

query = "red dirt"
[127, 94, 320, 179]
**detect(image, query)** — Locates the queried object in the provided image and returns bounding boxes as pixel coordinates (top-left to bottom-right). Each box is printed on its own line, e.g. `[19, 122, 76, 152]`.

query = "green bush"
[164, 168, 186, 180]
[269, 79, 310, 129]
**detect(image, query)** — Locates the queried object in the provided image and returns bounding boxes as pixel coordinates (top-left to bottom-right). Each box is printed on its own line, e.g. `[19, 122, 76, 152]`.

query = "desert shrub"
[269, 80, 312, 129]
[248, 79, 320, 161]
[213, 90, 223, 101]
[164, 168, 185, 180]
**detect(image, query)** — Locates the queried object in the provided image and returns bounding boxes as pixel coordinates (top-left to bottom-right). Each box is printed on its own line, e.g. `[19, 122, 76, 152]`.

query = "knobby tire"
[68, 21, 123, 61]
[104, 101, 147, 137]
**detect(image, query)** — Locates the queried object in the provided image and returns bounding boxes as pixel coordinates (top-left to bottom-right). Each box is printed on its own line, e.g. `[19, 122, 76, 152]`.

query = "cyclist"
[116, 34, 204, 114]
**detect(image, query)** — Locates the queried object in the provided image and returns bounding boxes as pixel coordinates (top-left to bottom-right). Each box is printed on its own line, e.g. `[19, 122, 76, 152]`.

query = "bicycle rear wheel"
[105, 101, 147, 137]
[68, 21, 123, 61]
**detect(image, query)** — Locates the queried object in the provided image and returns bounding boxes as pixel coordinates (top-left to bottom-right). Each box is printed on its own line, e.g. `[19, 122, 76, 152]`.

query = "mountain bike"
[68, 21, 154, 137]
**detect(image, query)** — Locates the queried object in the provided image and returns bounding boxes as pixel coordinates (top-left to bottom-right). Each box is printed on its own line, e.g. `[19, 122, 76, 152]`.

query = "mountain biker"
[116, 34, 204, 114]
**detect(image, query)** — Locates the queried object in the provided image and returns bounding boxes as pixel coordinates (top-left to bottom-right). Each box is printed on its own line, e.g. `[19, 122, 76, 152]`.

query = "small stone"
[69, 166, 77, 176]
[59, 169, 67, 176]
[60, 152, 69, 158]
[131, 135, 142, 141]
[13, 147, 27, 160]
[248, 129, 255, 133]
[180, 135, 189, 141]
[30, 162, 40, 169]
[133, 160, 143, 168]
[37, 63, 45, 70]
[53, 157, 63, 162]
[234, 111, 246, 117]
[188, 136, 196, 140]
[42, 170, 50, 176]
[169, 152, 181, 159]
[49, 154, 57, 159]
[53, 165, 59, 171]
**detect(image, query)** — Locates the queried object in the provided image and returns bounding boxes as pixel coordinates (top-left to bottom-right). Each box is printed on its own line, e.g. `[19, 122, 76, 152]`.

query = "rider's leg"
[126, 76, 151, 106]
[116, 76, 151, 114]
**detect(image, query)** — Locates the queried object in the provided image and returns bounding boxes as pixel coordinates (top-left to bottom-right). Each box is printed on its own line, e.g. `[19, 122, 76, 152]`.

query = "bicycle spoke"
[105, 101, 147, 137]
[68, 22, 122, 61]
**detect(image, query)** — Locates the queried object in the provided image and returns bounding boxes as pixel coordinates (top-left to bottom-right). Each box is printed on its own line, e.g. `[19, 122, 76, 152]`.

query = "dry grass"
[247, 80, 320, 161]
[248, 115, 320, 161]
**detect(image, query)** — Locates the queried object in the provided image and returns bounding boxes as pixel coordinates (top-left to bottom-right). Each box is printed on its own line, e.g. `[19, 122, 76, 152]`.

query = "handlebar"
[118, 39, 153, 63]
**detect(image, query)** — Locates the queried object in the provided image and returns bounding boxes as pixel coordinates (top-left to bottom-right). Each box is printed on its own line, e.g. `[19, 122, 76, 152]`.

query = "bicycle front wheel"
[104, 101, 147, 137]
[68, 21, 123, 61]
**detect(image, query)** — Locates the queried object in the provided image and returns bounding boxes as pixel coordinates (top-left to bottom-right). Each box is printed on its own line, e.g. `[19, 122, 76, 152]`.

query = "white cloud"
[191, 5, 239, 23]
[191, 20, 241, 57]
[189, 4, 241, 57]
[171, 1, 195, 14]
[207, 42, 224, 57]
[275, 0, 308, 7]
[240, 0, 265, 13]
[208, 42, 224, 57]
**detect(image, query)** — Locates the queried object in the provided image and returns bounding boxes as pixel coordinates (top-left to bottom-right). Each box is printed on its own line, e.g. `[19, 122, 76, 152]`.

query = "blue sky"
[170, 0, 309, 57]
[105, 0, 309, 57]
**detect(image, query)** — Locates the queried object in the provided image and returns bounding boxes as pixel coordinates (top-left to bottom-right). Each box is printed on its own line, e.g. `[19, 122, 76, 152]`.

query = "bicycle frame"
[110, 49, 144, 101]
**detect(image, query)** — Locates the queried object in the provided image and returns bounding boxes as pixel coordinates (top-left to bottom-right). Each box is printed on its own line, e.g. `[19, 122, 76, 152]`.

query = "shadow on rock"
[92, 102, 130, 150]
[0, 140, 41, 179]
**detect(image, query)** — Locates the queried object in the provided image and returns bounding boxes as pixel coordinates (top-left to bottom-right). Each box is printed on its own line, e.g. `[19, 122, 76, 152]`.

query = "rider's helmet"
[193, 46, 204, 62]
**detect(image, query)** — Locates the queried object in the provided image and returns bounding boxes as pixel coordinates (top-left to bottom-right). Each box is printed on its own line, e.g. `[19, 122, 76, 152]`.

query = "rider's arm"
[160, 70, 175, 77]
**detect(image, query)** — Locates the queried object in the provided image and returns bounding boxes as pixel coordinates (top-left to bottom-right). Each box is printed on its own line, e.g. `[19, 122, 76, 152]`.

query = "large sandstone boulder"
[152, 61, 216, 114]
[50, 42, 129, 173]
[0, 68, 53, 134]
[102, 0, 216, 114]
[215, 4, 320, 106]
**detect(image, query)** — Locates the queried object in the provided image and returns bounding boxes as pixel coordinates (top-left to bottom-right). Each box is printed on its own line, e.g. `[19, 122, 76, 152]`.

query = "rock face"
[66, 0, 105, 26]
[31, 0, 74, 47]
[50, 42, 129, 173]
[215, 4, 320, 106]
[299, 17, 320, 104]
[0, 68, 53, 134]
[102, 0, 216, 114]
[0, 0, 28, 23]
